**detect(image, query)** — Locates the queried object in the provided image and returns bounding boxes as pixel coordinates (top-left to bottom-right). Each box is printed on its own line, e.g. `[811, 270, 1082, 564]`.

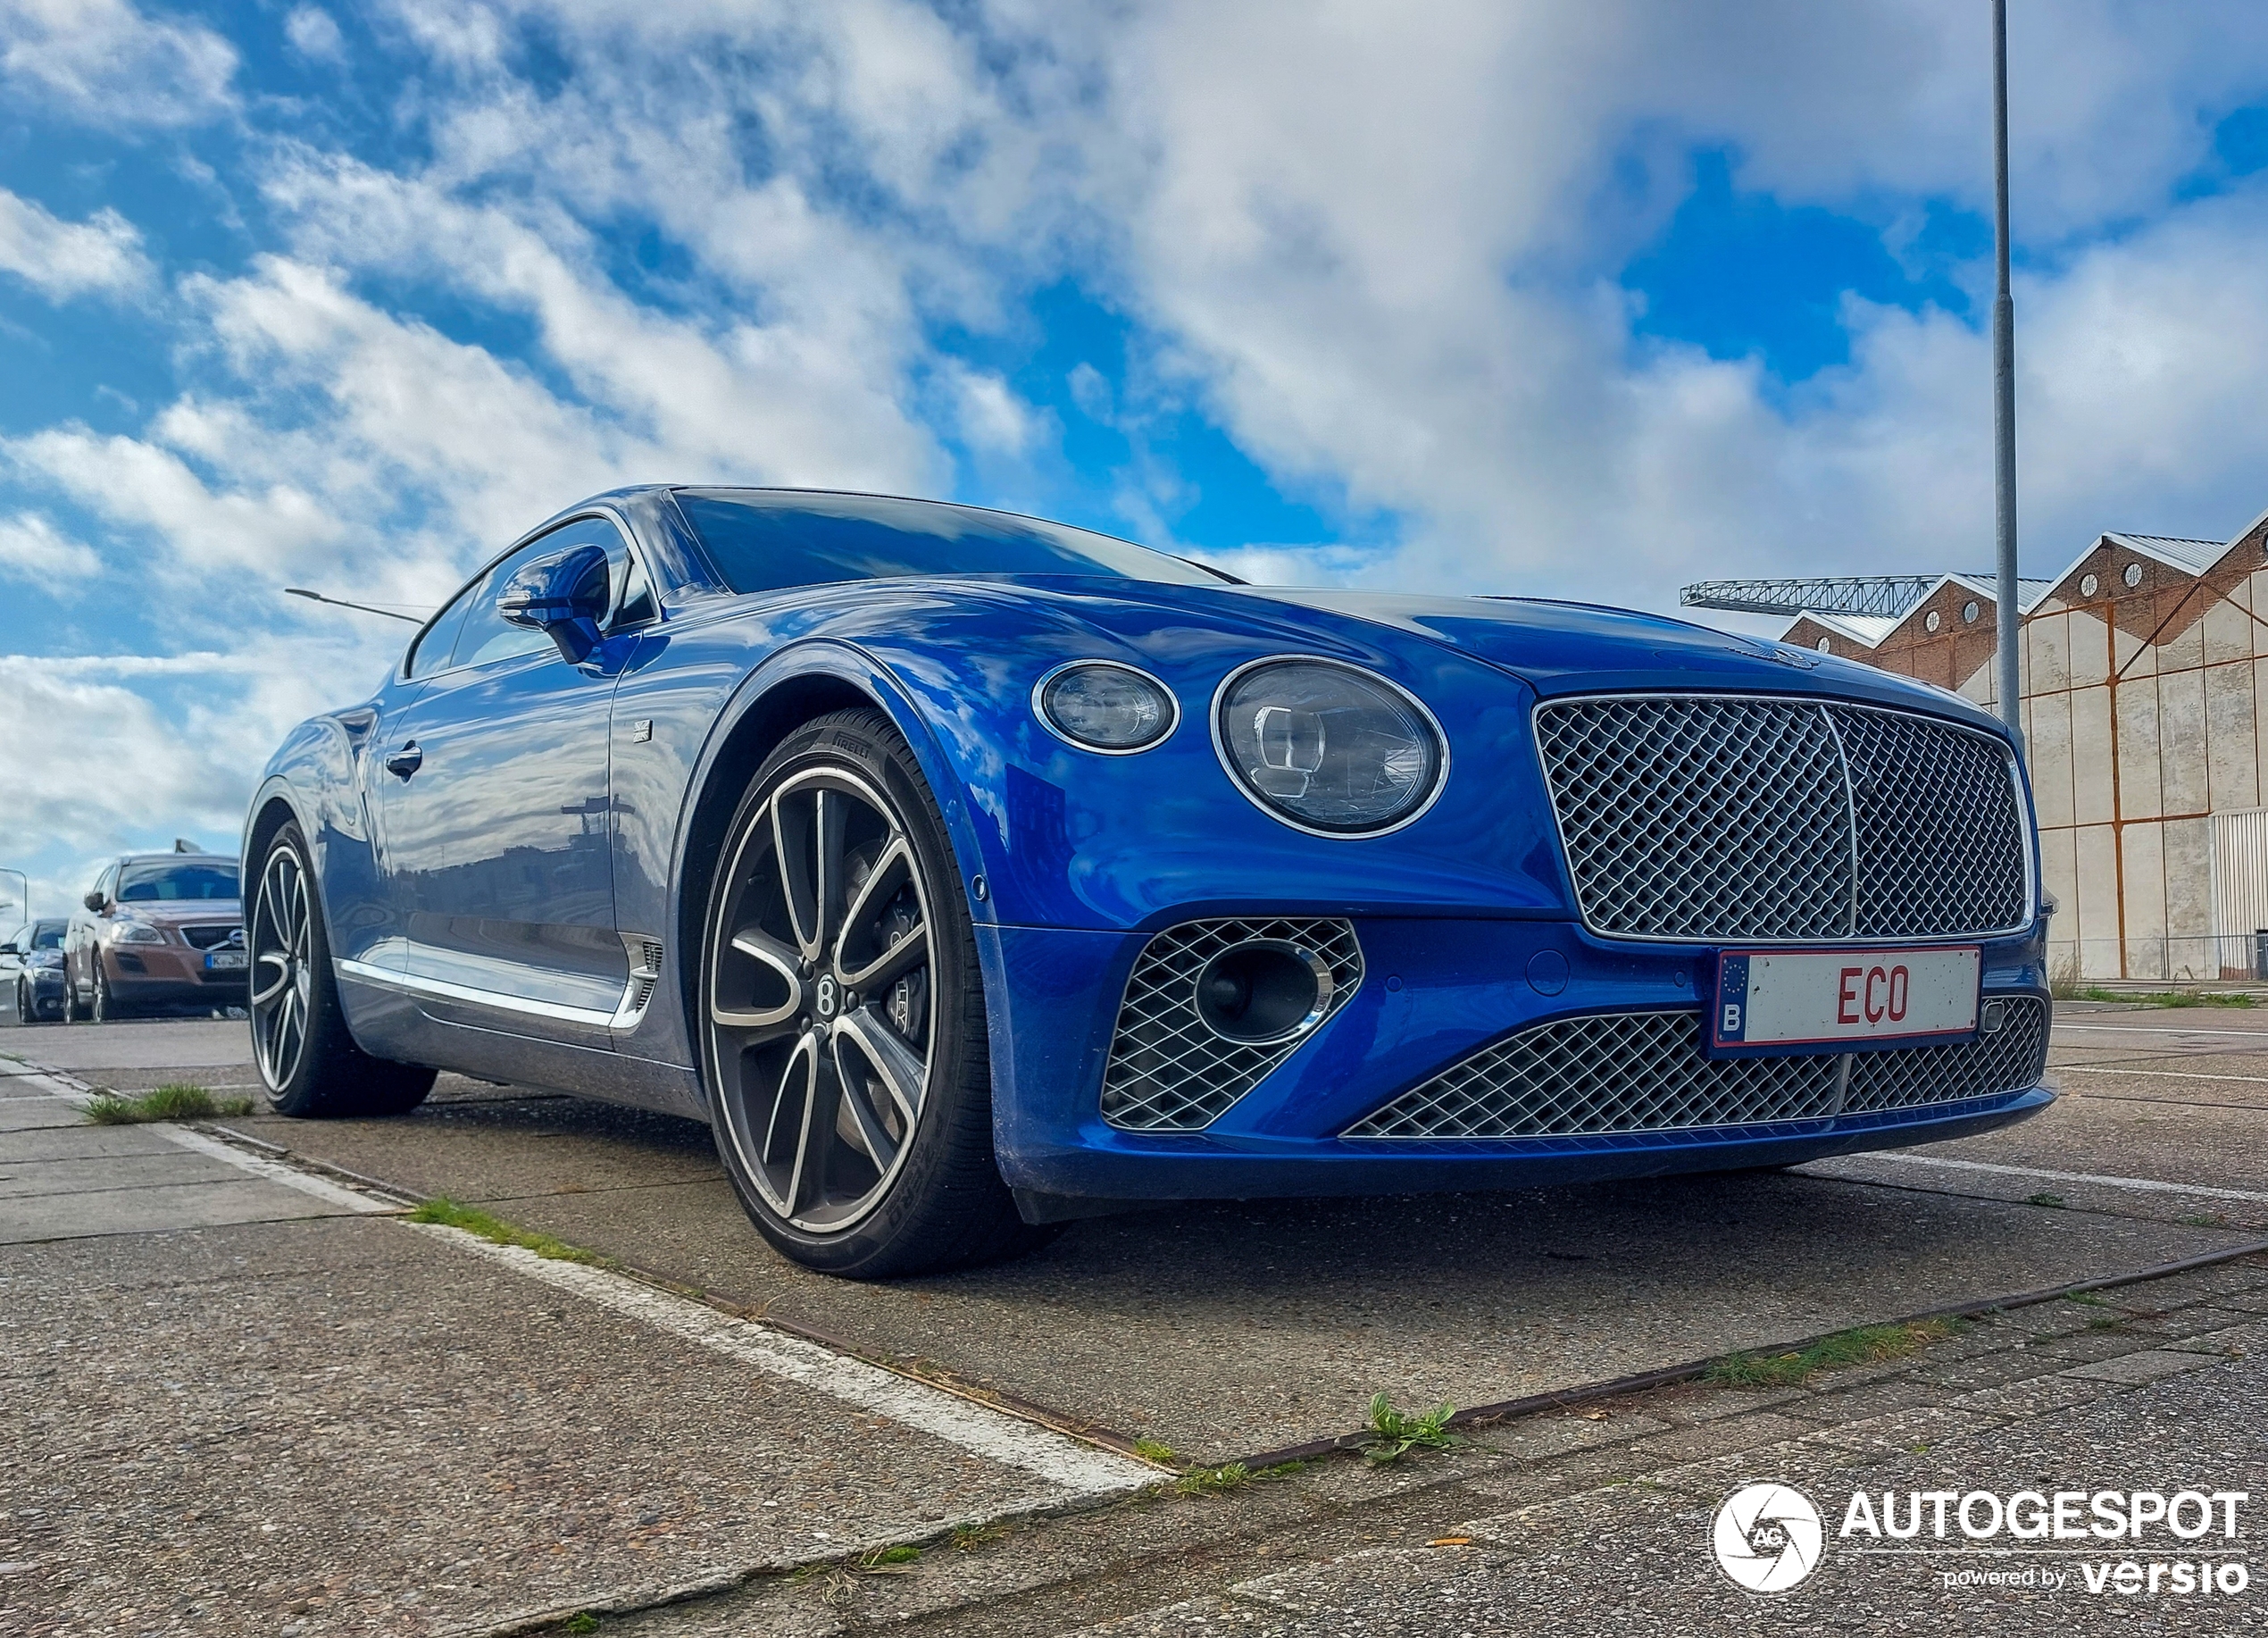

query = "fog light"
[1194, 940, 1333, 1044]
[1035, 661, 1178, 753]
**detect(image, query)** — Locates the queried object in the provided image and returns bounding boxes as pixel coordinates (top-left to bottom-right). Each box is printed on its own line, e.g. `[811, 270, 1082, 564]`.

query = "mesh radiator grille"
[1344, 997, 2047, 1140]
[1099, 918, 1363, 1132]
[1534, 697, 2028, 942]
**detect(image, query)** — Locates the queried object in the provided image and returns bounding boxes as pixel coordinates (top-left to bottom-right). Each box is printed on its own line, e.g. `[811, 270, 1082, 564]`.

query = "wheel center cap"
[813, 974, 839, 1021]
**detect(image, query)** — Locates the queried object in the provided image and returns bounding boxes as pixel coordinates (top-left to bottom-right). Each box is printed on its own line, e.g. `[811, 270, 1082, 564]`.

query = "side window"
[405, 577, 484, 679]
[93, 865, 117, 908]
[450, 516, 638, 670]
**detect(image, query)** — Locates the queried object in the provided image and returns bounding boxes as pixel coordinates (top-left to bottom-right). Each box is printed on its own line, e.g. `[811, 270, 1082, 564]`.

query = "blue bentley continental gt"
[247, 488, 2052, 1276]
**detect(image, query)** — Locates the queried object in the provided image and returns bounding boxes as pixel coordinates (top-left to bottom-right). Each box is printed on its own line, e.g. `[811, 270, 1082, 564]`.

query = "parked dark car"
[64, 853, 247, 1020]
[5, 918, 70, 1023]
[247, 486, 2051, 1280]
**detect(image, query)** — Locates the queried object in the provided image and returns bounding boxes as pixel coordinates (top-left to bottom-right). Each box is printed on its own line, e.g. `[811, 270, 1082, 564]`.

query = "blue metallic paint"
[247, 485, 2053, 1204]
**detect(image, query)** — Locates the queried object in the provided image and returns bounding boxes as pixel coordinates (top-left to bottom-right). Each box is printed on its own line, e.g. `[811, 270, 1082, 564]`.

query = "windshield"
[117, 861, 240, 902]
[676, 489, 1233, 596]
[29, 921, 64, 950]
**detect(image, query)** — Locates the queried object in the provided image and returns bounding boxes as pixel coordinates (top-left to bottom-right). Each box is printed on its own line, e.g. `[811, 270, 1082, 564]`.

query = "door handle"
[384, 741, 423, 779]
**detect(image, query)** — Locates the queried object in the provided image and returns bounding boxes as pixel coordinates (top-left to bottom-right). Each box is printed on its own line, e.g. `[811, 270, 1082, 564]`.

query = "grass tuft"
[1361, 1394, 1460, 1465]
[2055, 984, 2254, 1007]
[2180, 1212, 2232, 1229]
[84, 1083, 254, 1124]
[561, 1615, 599, 1634]
[1131, 1438, 1178, 1466]
[406, 1199, 611, 1266]
[1705, 1318, 1960, 1390]
[948, 1522, 1007, 1551]
[2028, 1191, 2069, 1209]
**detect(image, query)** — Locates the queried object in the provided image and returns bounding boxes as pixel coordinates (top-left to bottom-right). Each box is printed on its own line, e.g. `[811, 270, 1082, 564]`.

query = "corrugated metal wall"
[2212, 806, 2268, 949]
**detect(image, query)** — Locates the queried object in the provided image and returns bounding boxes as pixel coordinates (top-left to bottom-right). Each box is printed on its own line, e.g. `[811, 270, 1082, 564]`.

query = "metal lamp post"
[0, 867, 25, 928]
[1992, 0, 2023, 756]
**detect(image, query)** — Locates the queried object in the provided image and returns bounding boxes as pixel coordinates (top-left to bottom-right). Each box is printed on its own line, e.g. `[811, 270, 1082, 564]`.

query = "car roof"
[114, 852, 238, 866]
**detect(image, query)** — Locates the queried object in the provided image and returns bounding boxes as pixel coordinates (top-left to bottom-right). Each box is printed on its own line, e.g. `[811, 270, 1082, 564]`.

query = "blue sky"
[4, 0, 2268, 918]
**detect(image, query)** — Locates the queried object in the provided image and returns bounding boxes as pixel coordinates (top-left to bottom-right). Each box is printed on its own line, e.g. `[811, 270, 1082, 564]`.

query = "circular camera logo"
[1712, 1482, 1824, 1593]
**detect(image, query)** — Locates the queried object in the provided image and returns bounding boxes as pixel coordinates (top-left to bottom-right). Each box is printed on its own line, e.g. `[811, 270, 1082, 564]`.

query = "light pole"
[1991, 0, 2023, 756]
[0, 867, 25, 929]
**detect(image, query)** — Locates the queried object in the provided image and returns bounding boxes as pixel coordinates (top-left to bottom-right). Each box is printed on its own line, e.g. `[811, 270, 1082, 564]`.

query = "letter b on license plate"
[1711, 947, 1980, 1057]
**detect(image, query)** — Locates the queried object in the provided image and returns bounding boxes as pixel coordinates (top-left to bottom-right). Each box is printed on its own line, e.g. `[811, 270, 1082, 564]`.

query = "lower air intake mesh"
[1099, 918, 1363, 1132]
[1344, 997, 2047, 1140]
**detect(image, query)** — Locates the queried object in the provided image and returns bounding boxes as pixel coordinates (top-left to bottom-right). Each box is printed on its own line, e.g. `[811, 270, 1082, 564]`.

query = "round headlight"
[1213, 658, 1447, 836]
[1035, 661, 1178, 753]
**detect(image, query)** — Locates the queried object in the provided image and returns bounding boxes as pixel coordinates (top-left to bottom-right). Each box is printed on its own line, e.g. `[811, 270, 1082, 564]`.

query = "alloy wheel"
[90, 965, 111, 1023]
[250, 843, 315, 1091]
[707, 766, 938, 1236]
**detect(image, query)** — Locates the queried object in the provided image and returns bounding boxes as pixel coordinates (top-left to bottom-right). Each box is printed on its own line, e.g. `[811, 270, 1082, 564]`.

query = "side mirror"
[497, 543, 611, 664]
[83, 890, 107, 913]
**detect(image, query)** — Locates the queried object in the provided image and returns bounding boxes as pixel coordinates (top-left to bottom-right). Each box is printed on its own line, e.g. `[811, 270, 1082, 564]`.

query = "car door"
[371, 515, 646, 1044]
[67, 865, 115, 1001]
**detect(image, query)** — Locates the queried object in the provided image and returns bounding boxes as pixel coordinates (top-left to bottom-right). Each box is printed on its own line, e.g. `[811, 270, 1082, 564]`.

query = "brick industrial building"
[1755, 506, 2268, 982]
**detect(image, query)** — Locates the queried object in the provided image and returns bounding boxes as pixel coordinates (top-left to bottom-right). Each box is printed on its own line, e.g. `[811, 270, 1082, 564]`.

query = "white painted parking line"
[2055, 1024, 2268, 1039]
[11, 1070, 392, 1215]
[410, 1222, 1160, 1499]
[1860, 1152, 2268, 1204]
[2055, 1065, 2268, 1087]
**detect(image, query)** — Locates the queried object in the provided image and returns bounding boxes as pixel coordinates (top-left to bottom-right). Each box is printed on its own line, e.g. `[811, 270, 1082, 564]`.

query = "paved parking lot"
[4, 1004, 2263, 1634]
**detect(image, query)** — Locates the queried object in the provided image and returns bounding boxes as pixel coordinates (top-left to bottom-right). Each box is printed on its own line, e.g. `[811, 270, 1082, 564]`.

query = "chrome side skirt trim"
[337, 957, 621, 1030]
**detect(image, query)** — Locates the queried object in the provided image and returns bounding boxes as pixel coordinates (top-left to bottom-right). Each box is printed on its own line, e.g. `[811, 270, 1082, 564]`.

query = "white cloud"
[0, 188, 150, 299]
[0, 512, 101, 581]
[283, 4, 344, 63]
[0, 0, 238, 126]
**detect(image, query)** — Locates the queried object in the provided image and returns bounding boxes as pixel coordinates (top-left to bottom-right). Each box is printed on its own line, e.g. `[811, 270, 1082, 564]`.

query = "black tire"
[13, 979, 29, 1025]
[701, 708, 1054, 1279]
[249, 823, 436, 1118]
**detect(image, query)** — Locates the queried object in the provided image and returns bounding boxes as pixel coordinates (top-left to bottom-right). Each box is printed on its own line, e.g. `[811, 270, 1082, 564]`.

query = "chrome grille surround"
[1533, 696, 2030, 943]
[1099, 917, 1363, 1132]
[1343, 997, 2047, 1141]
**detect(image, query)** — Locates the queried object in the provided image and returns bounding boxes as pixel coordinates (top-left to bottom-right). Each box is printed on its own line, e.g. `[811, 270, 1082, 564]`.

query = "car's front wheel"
[13, 979, 31, 1025]
[89, 962, 125, 1023]
[249, 823, 437, 1118]
[702, 708, 1047, 1278]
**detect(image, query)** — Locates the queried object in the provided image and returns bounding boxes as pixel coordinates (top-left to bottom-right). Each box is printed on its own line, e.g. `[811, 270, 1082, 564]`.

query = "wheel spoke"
[832, 833, 921, 989]
[783, 1044, 843, 1221]
[832, 1009, 926, 1133]
[713, 926, 803, 1036]
[771, 790, 821, 960]
[250, 957, 290, 1007]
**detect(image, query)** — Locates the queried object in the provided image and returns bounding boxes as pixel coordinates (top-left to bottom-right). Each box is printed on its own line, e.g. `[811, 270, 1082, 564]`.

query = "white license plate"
[1710, 947, 1980, 1056]
[204, 950, 248, 971]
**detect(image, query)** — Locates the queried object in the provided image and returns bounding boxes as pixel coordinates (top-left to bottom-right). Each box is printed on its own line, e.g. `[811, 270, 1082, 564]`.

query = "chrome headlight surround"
[1209, 656, 1449, 839]
[1032, 659, 1180, 755]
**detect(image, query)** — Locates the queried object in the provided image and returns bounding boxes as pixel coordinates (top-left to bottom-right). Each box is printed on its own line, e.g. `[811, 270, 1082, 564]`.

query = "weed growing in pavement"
[1174, 1461, 1252, 1496]
[2028, 1191, 2069, 1208]
[1132, 1438, 1179, 1466]
[84, 1083, 254, 1124]
[948, 1522, 1008, 1550]
[2180, 1212, 2233, 1228]
[1705, 1318, 1960, 1390]
[560, 1615, 599, 1634]
[1361, 1395, 1460, 1464]
[2054, 984, 2255, 1007]
[406, 1199, 613, 1266]
[855, 1545, 921, 1572]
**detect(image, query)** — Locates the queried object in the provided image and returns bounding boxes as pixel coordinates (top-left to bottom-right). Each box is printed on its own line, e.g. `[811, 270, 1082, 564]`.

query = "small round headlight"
[1213, 658, 1446, 836]
[1035, 661, 1178, 753]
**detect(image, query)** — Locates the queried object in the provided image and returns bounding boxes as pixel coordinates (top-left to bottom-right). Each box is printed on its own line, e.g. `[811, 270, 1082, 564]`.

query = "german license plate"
[204, 950, 248, 971]
[1709, 947, 1980, 1057]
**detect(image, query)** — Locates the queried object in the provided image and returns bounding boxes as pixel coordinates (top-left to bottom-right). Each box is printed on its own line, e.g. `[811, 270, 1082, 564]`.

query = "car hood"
[1157, 583, 2005, 733]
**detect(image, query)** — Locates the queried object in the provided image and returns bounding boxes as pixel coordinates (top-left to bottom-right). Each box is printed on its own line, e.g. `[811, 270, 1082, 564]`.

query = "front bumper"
[980, 915, 2053, 1202]
[104, 945, 250, 1005]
